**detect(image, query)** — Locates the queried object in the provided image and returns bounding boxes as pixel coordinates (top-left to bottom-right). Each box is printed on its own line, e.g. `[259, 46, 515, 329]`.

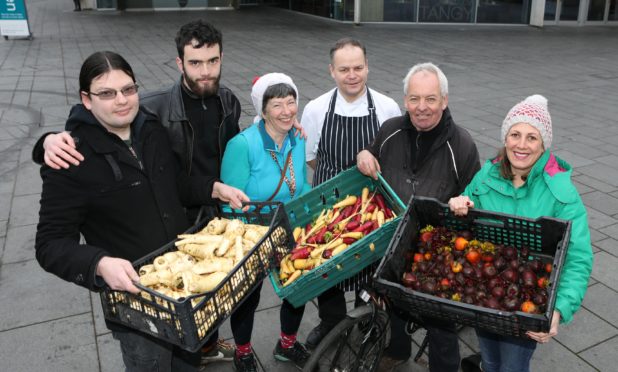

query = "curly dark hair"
[175, 19, 222, 60]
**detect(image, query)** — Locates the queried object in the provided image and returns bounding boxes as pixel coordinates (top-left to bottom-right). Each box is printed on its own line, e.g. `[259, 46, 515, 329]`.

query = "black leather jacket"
[140, 78, 242, 175]
[367, 108, 480, 204]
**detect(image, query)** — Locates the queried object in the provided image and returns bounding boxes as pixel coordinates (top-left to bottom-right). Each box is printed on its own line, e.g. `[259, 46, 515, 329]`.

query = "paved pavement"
[1, 1, 617, 371]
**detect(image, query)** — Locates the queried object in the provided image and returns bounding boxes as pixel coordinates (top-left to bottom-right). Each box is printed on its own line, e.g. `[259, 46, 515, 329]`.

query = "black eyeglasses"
[87, 84, 139, 100]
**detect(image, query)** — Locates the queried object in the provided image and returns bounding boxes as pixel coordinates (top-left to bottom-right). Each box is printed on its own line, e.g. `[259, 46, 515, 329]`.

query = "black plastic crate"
[374, 197, 571, 337]
[100, 202, 293, 352]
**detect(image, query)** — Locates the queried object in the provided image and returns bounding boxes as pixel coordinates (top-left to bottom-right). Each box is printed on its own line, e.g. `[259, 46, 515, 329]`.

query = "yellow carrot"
[293, 227, 302, 242]
[331, 243, 349, 256]
[283, 270, 301, 287]
[377, 211, 385, 227]
[332, 195, 357, 210]
[341, 231, 364, 239]
[361, 187, 369, 207]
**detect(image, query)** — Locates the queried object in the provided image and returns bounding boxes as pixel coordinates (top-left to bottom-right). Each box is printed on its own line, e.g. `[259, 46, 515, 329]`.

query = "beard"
[183, 72, 221, 98]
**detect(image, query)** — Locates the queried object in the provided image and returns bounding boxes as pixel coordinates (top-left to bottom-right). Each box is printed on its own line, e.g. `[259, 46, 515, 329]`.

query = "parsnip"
[178, 242, 218, 259]
[140, 269, 173, 287]
[203, 217, 229, 235]
[189, 272, 228, 293]
[216, 238, 232, 256]
[138, 264, 155, 276]
[192, 257, 234, 275]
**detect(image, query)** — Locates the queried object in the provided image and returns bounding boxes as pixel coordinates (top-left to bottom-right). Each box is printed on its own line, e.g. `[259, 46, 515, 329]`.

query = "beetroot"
[503, 246, 517, 259]
[502, 268, 519, 283]
[521, 270, 537, 288]
[482, 264, 497, 278]
[491, 286, 506, 299]
[484, 297, 501, 310]
[402, 272, 418, 288]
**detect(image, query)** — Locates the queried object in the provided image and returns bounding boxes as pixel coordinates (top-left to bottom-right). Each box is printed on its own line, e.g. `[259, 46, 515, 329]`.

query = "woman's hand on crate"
[526, 310, 560, 344]
[96, 256, 141, 294]
[448, 196, 474, 216]
[357, 150, 381, 180]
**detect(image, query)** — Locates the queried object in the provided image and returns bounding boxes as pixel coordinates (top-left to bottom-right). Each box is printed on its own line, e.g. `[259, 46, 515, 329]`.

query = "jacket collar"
[67, 104, 147, 156]
[258, 119, 296, 153]
[168, 77, 230, 122]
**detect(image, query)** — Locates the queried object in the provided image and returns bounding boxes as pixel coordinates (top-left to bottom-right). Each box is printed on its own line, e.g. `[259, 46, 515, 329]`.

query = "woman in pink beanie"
[449, 95, 593, 372]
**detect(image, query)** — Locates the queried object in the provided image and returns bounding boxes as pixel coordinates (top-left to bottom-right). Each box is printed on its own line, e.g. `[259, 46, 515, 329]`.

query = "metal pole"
[354, 0, 361, 25]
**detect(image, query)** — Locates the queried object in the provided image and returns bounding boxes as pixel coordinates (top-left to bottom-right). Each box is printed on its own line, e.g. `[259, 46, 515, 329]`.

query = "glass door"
[545, 0, 582, 22]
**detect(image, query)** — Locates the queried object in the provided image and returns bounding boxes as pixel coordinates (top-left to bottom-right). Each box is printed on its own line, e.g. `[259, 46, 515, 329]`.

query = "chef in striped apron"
[301, 37, 401, 349]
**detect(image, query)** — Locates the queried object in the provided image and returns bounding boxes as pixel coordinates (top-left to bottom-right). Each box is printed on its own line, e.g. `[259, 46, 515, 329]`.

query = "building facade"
[95, 0, 617, 25]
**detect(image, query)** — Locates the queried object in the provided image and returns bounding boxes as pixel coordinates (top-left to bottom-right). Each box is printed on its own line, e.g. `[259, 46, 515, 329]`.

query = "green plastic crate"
[269, 167, 405, 308]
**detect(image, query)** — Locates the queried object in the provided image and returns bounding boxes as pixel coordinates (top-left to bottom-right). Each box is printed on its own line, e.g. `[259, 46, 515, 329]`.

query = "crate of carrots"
[270, 167, 405, 307]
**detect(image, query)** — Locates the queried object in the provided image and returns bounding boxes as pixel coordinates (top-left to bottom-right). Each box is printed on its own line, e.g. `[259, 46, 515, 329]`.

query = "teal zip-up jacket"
[462, 150, 593, 324]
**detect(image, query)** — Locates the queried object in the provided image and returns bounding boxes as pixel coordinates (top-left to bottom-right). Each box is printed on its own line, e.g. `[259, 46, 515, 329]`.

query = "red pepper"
[352, 221, 374, 233]
[346, 220, 360, 231]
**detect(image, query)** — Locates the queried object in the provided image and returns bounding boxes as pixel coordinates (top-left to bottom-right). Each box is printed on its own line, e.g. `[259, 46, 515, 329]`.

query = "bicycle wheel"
[303, 305, 389, 372]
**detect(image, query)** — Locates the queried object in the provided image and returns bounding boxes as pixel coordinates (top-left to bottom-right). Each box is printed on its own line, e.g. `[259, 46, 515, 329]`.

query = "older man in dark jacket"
[357, 62, 480, 372]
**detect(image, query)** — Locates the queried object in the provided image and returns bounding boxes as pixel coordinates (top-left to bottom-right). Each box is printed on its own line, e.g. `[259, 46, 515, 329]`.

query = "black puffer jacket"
[35, 105, 212, 291]
[367, 108, 480, 204]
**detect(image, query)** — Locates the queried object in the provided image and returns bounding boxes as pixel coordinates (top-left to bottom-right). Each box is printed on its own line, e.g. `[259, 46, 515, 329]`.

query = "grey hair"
[402, 62, 448, 97]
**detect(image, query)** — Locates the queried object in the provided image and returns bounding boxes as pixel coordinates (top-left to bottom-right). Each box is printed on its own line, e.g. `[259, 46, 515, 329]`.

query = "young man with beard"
[357, 62, 481, 371]
[33, 20, 247, 367]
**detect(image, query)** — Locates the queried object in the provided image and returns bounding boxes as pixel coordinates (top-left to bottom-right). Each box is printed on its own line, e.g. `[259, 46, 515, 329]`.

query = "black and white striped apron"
[314, 88, 381, 291]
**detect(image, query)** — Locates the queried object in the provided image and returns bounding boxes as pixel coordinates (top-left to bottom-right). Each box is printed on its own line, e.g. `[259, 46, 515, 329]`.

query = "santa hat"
[250, 72, 298, 122]
[501, 94, 552, 148]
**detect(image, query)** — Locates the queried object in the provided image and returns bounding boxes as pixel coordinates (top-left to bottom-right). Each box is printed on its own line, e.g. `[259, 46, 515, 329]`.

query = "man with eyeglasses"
[33, 20, 247, 366]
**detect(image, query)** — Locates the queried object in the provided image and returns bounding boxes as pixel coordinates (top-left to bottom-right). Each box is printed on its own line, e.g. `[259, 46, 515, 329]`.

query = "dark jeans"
[231, 281, 305, 344]
[385, 314, 460, 372]
[477, 329, 537, 372]
[113, 329, 201, 372]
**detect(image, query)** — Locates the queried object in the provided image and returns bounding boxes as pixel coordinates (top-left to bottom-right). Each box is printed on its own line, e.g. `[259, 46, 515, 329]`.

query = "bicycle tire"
[303, 306, 389, 372]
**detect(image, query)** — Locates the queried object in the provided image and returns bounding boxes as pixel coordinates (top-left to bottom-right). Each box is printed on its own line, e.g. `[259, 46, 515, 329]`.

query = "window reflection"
[477, 0, 528, 23]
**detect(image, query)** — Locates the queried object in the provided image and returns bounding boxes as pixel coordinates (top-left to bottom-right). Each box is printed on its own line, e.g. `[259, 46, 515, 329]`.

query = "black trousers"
[231, 281, 305, 345]
[385, 312, 460, 371]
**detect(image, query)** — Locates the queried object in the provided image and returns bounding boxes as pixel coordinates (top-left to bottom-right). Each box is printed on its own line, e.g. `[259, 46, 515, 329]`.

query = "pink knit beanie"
[501, 94, 552, 149]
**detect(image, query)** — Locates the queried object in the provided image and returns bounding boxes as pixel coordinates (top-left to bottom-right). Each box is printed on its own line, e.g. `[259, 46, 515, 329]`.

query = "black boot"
[73, 0, 81, 11]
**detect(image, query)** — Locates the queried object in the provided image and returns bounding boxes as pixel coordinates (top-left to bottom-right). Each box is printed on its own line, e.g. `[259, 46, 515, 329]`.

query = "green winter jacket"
[462, 150, 593, 324]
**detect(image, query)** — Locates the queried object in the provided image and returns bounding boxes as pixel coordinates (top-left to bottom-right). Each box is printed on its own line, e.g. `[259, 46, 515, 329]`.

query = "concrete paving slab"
[583, 283, 618, 327]
[530, 339, 597, 372]
[8, 193, 40, 227]
[579, 335, 618, 372]
[590, 251, 618, 291]
[0, 260, 91, 330]
[598, 223, 618, 242]
[582, 191, 618, 217]
[97, 332, 125, 372]
[593, 238, 618, 258]
[0, 313, 98, 372]
[579, 164, 618, 188]
[3, 224, 36, 264]
[14, 161, 42, 196]
[586, 207, 618, 230]
[0, 193, 11, 221]
[555, 307, 617, 353]
[589, 228, 608, 244]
